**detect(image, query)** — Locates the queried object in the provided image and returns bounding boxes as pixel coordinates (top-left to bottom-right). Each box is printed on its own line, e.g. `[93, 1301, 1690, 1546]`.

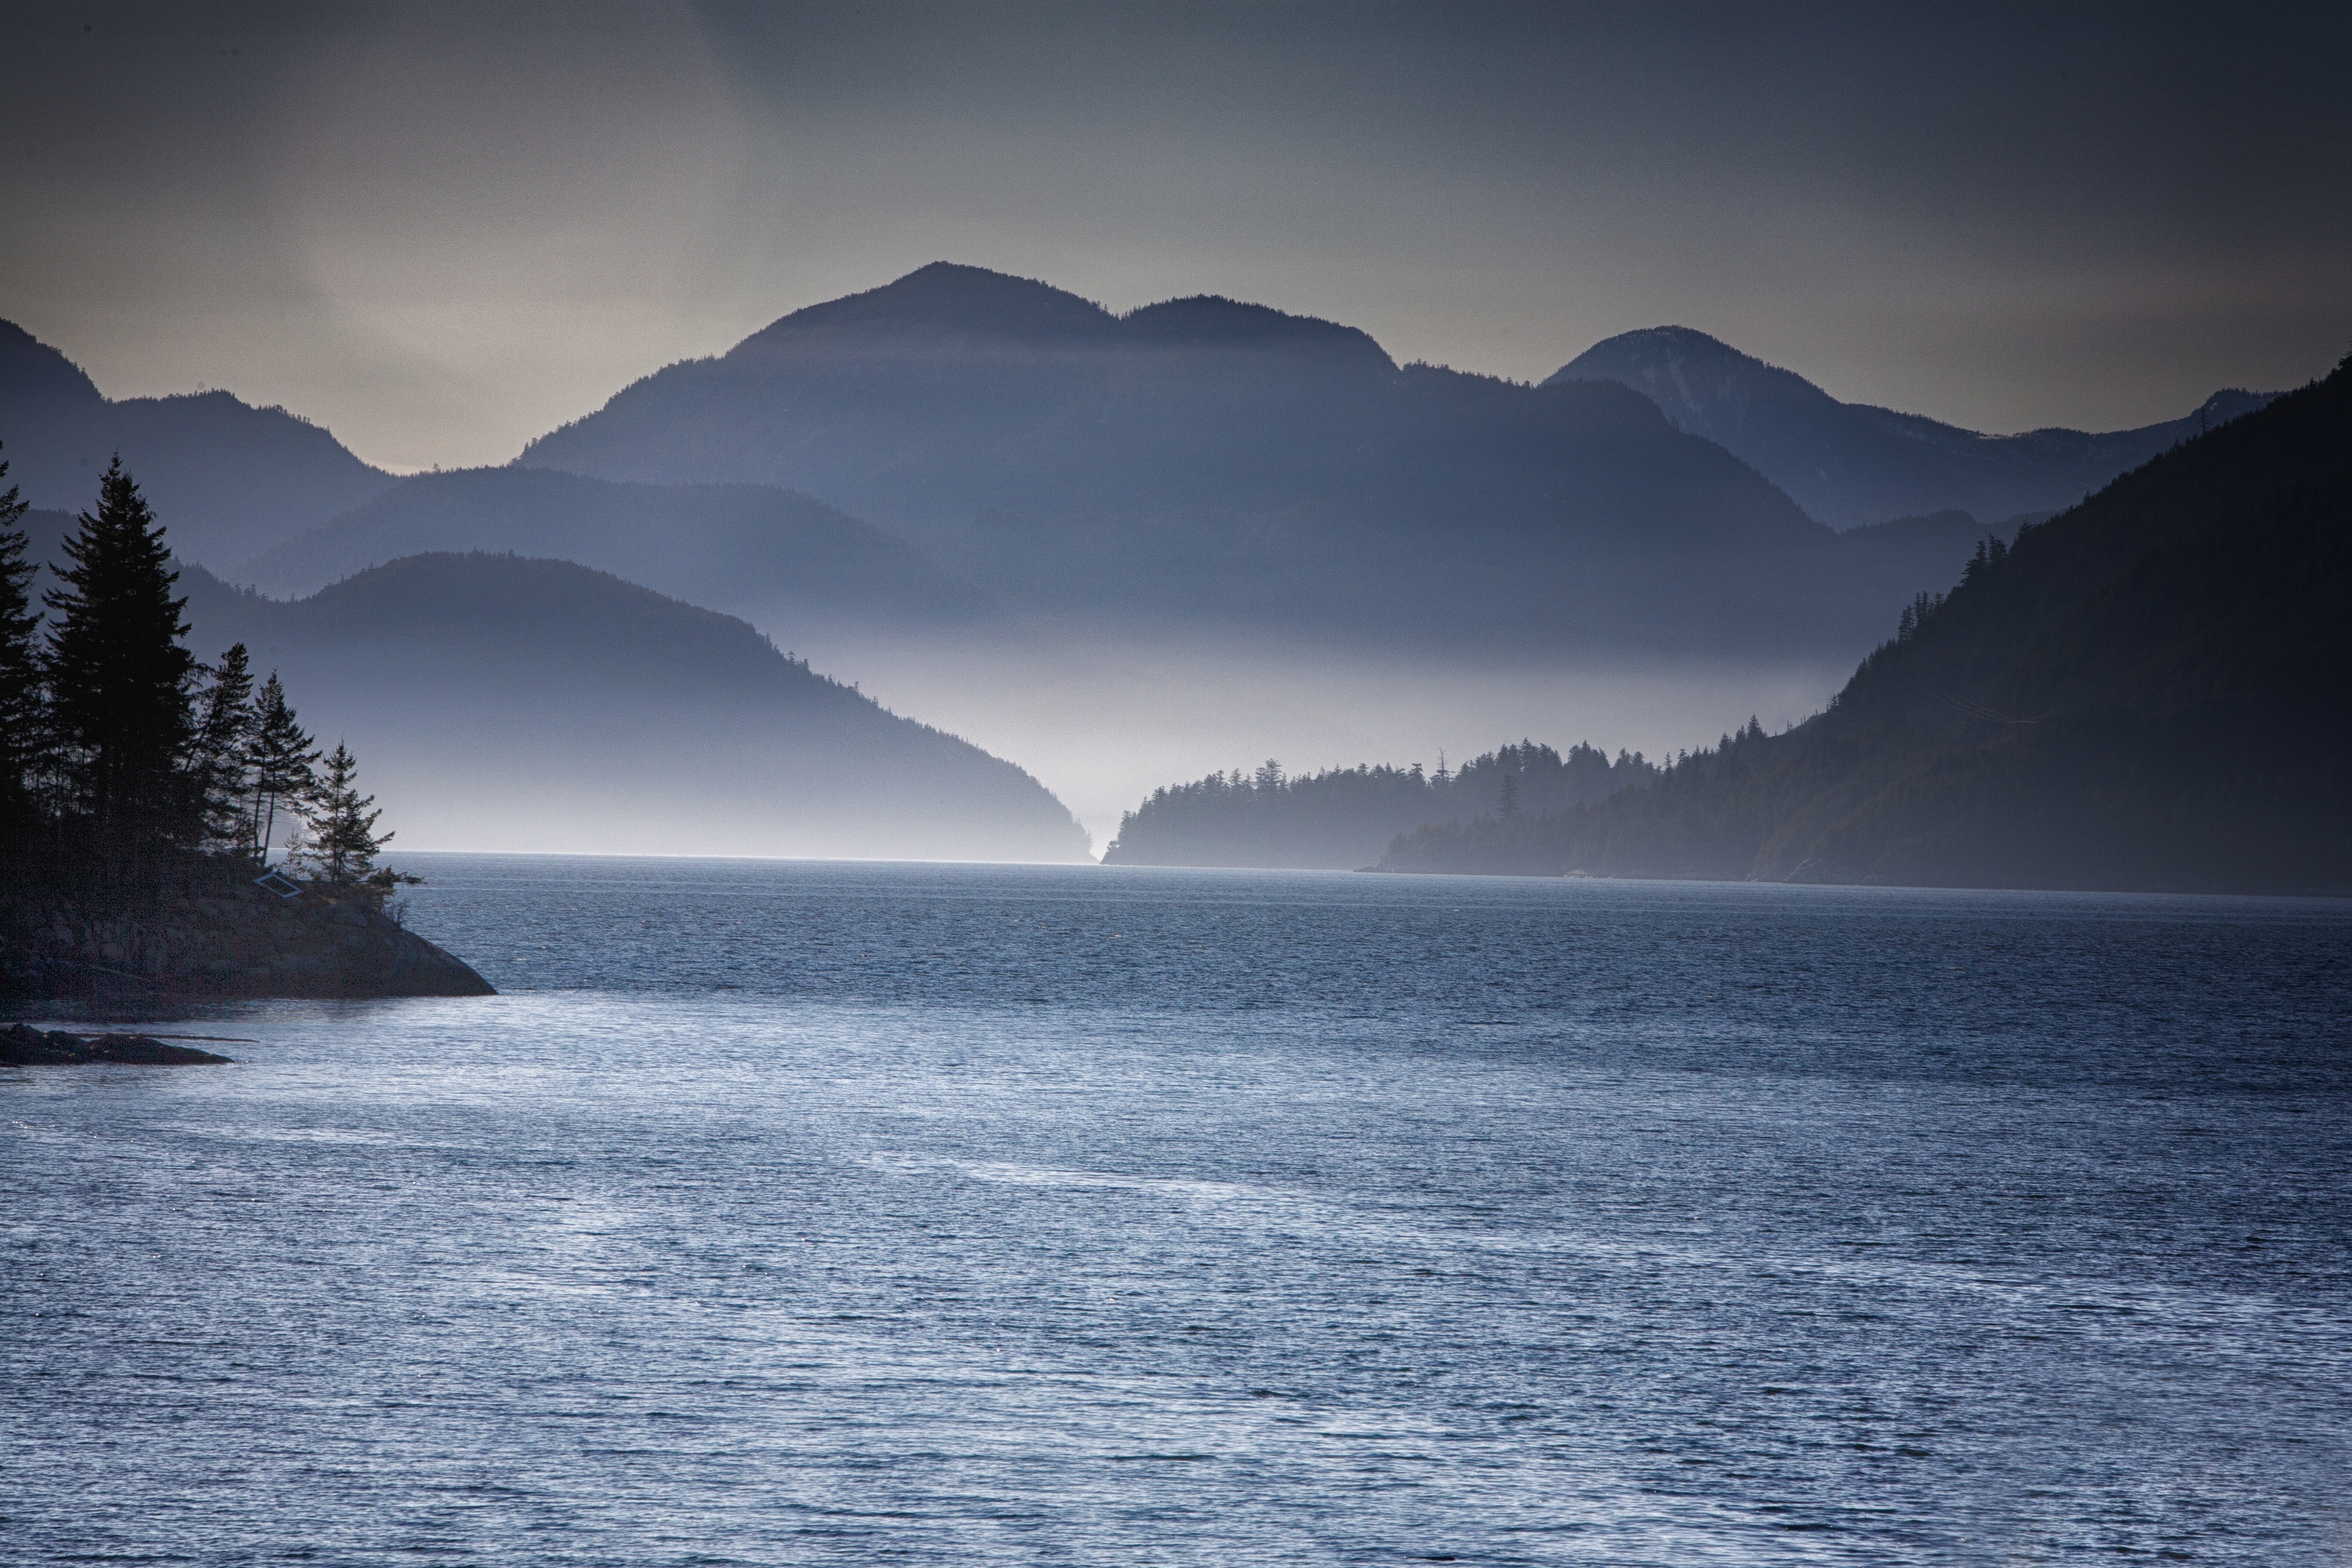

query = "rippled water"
[7, 857, 2350, 1565]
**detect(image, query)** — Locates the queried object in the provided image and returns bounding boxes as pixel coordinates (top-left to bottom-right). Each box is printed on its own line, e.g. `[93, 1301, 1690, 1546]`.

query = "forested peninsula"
[1, 452, 491, 1001]
[1378, 353, 2352, 894]
[1102, 743, 1656, 870]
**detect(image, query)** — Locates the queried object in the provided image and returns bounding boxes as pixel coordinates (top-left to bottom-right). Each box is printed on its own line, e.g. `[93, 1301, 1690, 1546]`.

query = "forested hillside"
[1382, 352, 2352, 893]
[1104, 743, 1656, 870]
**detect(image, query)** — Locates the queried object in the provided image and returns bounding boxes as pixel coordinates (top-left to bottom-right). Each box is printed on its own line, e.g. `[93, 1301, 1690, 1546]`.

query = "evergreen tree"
[189, 643, 256, 855]
[298, 741, 391, 885]
[0, 442, 41, 834]
[247, 671, 317, 860]
[41, 457, 198, 858]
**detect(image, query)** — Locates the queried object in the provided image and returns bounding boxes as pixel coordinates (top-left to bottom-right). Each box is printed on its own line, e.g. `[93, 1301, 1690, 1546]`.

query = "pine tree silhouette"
[0, 441, 40, 832]
[191, 643, 257, 855]
[300, 741, 391, 885]
[42, 457, 197, 862]
[247, 672, 318, 862]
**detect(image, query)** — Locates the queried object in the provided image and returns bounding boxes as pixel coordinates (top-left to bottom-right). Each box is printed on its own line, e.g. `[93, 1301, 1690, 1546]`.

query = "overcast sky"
[6, 1, 2347, 473]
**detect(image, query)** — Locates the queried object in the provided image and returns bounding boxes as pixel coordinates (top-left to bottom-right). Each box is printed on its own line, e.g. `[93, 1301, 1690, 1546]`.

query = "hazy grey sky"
[6, 1, 2347, 472]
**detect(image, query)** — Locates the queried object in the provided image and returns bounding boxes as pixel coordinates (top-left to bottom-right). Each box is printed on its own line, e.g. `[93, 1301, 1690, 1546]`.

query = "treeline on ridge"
[1102, 742, 1658, 870]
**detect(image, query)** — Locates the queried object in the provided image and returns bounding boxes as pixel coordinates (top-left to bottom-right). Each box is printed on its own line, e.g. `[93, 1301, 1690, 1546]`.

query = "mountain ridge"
[516, 263, 1963, 657]
[0, 319, 396, 568]
[1552, 325, 2278, 530]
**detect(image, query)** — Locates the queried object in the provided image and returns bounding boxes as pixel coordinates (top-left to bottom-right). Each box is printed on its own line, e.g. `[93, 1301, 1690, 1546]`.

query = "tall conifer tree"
[0, 442, 41, 836]
[42, 457, 197, 858]
[300, 741, 390, 885]
[247, 671, 317, 859]
[190, 643, 257, 855]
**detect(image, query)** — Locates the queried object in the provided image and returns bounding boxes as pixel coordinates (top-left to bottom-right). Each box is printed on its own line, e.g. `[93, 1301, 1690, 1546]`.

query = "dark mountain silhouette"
[516, 263, 1976, 655]
[1382, 352, 2352, 893]
[1552, 326, 2277, 531]
[172, 553, 1089, 862]
[236, 466, 1000, 633]
[1102, 742, 1657, 871]
[0, 320, 396, 568]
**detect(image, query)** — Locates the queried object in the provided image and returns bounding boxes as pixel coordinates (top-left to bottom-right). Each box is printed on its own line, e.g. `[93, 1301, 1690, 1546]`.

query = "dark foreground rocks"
[2, 1022, 233, 1065]
[2, 883, 495, 1002]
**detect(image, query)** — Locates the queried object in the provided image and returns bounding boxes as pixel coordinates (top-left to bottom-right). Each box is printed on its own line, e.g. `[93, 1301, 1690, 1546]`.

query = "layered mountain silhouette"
[516, 263, 1979, 654]
[2, 283, 2284, 662]
[1382, 352, 2352, 893]
[2, 274, 2076, 661]
[1552, 326, 2276, 532]
[8, 272, 2313, 873]
[237, 466, 1002, 635]
[0, 320, 395, 568]
[172, 552, 1089, 861]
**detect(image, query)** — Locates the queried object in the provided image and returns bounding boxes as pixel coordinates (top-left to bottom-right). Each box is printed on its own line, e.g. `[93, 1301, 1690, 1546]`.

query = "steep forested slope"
[1383, 353, 2352, 893]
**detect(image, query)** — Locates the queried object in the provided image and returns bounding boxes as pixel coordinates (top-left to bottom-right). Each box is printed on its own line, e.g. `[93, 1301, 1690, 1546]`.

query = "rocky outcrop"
[2, 1023, 233, 1065]
[0, 881, 495, 1000]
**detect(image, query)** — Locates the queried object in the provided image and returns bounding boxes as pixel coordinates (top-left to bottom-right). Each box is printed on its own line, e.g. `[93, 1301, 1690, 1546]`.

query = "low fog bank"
[311, 726, 1080, 862]
[248, 618, 1841, 861]
[776, 623, 1851, 853]
[173, 552, 1092, 864]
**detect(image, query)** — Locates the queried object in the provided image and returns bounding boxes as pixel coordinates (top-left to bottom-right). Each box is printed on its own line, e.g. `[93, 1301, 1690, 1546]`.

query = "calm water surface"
[6, 856, 2350, 1565]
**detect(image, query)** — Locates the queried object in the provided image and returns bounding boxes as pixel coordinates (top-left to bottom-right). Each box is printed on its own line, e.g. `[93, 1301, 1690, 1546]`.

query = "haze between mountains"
[0, 263, 2301, 873]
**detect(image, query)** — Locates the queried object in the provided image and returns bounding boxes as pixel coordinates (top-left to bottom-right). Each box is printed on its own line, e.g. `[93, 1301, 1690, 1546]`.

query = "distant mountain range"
[1552, 326, 2274, 532]
[2, 275, 2259, 662]
[513, 264, 1970, 654]
[0, 321, 395, 569]
[1382, 352, 2351, 893]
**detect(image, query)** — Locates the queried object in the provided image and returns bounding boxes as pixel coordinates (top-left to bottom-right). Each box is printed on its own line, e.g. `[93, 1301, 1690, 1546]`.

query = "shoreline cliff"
[1, 878, 494, 1001]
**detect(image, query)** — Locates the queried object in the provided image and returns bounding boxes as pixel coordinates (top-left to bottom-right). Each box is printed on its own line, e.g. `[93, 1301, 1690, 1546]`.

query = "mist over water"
[9, 857, 2347, 1564]
[770, 631, 1846, 850]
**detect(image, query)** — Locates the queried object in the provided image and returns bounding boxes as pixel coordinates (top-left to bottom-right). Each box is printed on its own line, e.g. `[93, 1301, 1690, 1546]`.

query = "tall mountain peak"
[1551, 327, 1837, 427]
[739, 262, 1120, 352]
[1119, 295, 1395, 369]
[1574, 324, 1753, 364]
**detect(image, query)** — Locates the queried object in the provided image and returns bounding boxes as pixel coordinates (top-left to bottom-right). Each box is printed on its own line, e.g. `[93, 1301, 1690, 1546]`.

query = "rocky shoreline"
[2, 1023, 236, 1065]
[1, 879, 495, 1001]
